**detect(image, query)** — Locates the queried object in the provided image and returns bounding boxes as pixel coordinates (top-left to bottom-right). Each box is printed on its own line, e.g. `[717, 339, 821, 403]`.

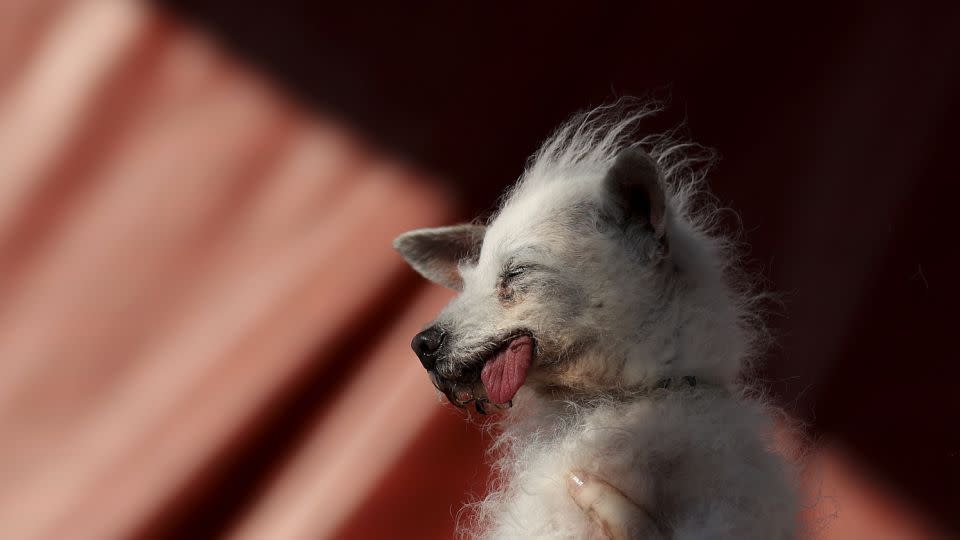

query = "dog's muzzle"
[411, 326, 534, 414]
[411, 325, 480, 409]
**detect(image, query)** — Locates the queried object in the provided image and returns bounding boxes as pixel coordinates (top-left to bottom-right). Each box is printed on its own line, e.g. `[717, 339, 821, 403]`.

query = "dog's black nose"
[411, 326, 445, 370]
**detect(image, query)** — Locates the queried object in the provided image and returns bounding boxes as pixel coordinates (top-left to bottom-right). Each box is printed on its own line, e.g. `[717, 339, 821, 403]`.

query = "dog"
[394, 105, 798, 539]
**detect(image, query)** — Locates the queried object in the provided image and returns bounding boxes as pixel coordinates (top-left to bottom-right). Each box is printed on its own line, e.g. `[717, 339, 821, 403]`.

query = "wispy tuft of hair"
[504, 100, 777, 383]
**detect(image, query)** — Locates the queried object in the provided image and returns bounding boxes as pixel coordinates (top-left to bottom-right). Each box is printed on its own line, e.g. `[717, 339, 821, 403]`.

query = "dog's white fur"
[396, 104, 798, 539]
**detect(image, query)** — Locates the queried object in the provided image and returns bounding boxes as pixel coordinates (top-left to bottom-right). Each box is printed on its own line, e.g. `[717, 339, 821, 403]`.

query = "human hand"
[567, 471, 664, 540]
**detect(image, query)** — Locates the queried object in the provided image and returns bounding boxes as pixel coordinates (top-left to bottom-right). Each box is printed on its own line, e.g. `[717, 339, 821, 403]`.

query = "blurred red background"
[0, 1, 957, 539]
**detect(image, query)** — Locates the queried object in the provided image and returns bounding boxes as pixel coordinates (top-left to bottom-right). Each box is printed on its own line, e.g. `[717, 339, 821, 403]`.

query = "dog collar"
[601, 375, 719, 402]
[654, 376, 699, 389]
[545, 375, 713, 404]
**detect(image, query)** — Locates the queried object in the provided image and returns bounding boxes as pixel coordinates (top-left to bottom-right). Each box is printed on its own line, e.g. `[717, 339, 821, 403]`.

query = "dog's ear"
[604, 147, 668, 245]
[393, 224, 486, 290]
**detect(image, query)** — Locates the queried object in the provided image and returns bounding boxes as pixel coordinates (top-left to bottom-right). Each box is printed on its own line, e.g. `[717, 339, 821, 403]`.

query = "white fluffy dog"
[394, 105, 798, 539]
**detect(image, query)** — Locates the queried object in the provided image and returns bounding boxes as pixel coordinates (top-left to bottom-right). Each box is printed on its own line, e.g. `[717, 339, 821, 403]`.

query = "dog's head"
[395, 146, 696, 412]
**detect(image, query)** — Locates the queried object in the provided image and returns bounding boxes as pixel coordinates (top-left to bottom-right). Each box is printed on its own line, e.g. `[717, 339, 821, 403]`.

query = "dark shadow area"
[153, 0, 960, 534]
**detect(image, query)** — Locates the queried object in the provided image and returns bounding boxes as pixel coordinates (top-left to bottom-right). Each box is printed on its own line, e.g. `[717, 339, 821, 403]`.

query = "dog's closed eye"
[501, 265, 528, 282]
[498, 265, 531, 303]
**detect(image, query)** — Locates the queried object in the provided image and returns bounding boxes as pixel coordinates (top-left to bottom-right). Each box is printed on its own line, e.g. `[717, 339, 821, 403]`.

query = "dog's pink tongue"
[481, 336, 533, 404]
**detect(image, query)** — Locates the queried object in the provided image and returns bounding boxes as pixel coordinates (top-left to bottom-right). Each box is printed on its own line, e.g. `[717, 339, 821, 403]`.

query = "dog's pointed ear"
[393, 224, 486, 290]
[604, 147, 668, 243]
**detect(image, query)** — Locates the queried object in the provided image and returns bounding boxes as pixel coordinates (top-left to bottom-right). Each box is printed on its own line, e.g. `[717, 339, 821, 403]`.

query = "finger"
[567, 471, 661, 540]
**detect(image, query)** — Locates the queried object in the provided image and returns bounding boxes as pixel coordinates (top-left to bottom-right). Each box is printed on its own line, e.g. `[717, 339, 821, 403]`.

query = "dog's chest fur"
[475, 388, 798, 540]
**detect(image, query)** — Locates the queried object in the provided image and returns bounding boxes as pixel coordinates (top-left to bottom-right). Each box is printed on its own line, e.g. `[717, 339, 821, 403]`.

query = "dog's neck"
[498, 376, 726, 440]
[530, 374, 724, 406]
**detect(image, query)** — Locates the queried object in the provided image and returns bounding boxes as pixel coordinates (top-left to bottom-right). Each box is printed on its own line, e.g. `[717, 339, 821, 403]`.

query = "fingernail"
[568, 470, 586, 491]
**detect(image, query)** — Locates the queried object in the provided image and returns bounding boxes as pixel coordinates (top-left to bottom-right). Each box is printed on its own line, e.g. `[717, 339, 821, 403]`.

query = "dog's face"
[395, 149, 671, 412]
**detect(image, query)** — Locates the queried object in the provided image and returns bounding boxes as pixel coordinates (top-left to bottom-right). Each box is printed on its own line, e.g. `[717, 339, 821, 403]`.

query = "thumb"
[567, 471, 662, 540]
